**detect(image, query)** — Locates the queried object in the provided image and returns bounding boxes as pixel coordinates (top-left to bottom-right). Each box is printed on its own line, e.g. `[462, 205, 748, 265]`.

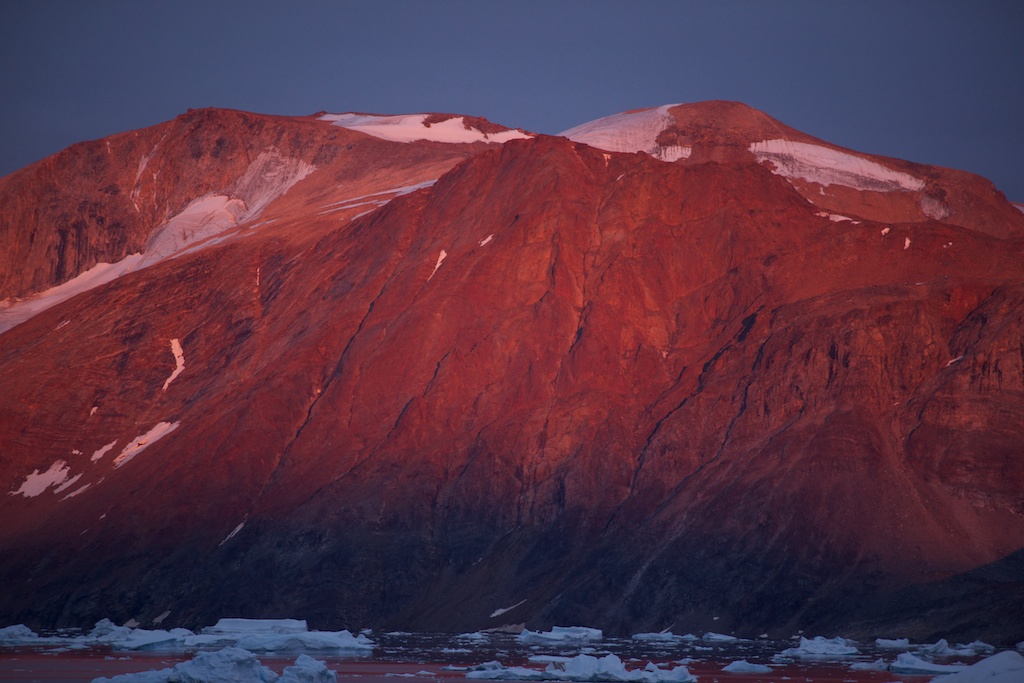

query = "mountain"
[1, 101, 1022, 644]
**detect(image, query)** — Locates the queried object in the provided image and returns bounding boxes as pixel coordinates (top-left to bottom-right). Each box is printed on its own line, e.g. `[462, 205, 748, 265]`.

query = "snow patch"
[162, 338, 185, 391]
[815, 211, 852, 222]
[749, 139, 925, 192]
[220, 520, 247, 546]
[905, 237, 912, 250]
[319, 113, 531, 145]
[112, 422, 180, 468]
[0, 254, 144, 335]
[560, 105, 691, 163]
[479, 234, 495, 247]
[490, 600, 526, 618]
[429, 250, 448, 281]
[61, 482, 92, 500]
[881, 227, 891, 236]
[92, 440, 118, 462]
[9, 459, 75, 497]
[1, 152, 312, 335]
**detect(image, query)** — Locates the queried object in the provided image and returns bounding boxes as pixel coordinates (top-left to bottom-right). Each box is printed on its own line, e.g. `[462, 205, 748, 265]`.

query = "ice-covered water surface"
[0, 622, 1018, 683]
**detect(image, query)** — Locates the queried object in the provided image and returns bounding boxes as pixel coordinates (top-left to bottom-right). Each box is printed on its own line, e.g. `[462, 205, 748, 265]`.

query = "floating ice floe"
[0, 618, 373, 653]
[184, 618, 373, 652]
[890, 652, 967, 675]
[517, 626, 603, 644]
[926, 650, 1024, 683]
[721, 660, 772, 673]
[875, 637, 911, 649]
[631, 633, 697, 643]
[0, 624, 39, 643]
[917, 638, 994, 658]
[465, 653, 695, 682]
[776, 636, 858, 659]
[850, 658, 888, 671]
[91, 646, 336, 683]
[701, 632, 738, 643]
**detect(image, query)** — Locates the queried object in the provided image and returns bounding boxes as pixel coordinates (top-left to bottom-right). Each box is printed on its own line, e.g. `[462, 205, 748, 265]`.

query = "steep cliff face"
[1, 102, 1022, 642]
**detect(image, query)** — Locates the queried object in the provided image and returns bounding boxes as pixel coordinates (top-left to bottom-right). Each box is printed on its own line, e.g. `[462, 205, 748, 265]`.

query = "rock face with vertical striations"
[1, 101, 1022, 644]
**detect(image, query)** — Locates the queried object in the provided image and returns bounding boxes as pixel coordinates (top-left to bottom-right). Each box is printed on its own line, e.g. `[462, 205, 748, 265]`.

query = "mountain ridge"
[1, 101, 1022, 643]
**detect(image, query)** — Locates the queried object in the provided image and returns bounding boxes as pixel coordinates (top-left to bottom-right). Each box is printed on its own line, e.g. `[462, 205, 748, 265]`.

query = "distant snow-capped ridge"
[319, 112, 533, 144]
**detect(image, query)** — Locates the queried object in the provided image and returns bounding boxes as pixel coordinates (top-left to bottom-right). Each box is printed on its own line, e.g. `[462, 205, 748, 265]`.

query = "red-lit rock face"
[1, 103, 1022, 643]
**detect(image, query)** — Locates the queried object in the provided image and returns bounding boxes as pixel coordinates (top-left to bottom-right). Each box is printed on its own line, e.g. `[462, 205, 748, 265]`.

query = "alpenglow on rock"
[1, 101, 1023, 643]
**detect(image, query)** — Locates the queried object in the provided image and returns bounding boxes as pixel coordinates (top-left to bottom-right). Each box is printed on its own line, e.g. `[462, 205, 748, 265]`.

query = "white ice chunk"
[204, 619, 309, 635]
[281, 654, 338, 683]
[466, 653, 695, 682]
[890, 652, 967, 675]
[631, 633, 689, 643]
[777, 636, 858, 658]
[319, 113, 531, 145]
[876, 637, 911, 649]
[722, 660, 772, 673]
[516, 626, 603, 644]
[112, 422, 180, 468]
[926, 651, 1024, 683]
[702, 632, 738, 643]
[851, 658, 889, 671]
[560, 105, 691, 163]
[162, 338, 185, 391]
[9, 459, 74, 497]
[186, 619, 373, 652]
[92, 646, 280, 682]
[0, 624, 39, 643]
[750, 139, 925, 192]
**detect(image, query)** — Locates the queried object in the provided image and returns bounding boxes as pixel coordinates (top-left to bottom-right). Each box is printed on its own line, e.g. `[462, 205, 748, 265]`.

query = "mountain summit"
[1, 102, 1022, 643]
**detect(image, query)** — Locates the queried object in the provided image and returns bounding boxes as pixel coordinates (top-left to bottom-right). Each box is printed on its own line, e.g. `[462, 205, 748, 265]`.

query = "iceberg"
[0, 624, 39, 644]
[92, 646, 281, 682]
[721, 660, 772, 673]
[875, 637, 911, 649]
[516, 626, 603, 644]
[701, 632, 738, 643]
[925, 651, 1024, 683]
[466, 653, 695, 682]
[890, 653, 967, 675]
[777, 636, 858, 658]
[850, 658, 888, 671]
[631, 633, 694, 643]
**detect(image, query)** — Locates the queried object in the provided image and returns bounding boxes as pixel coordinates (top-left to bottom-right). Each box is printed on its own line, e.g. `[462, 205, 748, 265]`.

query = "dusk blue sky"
[2, 1, 1022, 199]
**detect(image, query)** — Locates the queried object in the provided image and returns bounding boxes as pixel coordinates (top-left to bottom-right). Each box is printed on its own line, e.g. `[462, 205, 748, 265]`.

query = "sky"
[2, 1, 1023, 199]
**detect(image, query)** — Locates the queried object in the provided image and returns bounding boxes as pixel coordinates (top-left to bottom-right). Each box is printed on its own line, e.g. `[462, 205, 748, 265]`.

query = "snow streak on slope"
[0, 255, 144, 334]
[112, 422, 180, 468]
[559, 105, 691, 162]
[0, 151, 313, 335]
[318, 113, 532, 144]
[749, 139, 925, 192]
